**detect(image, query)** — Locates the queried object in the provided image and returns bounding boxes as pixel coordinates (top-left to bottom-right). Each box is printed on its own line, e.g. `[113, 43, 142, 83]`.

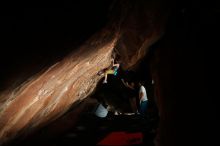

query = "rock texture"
[0, 0, 169, 145]
[109, 0, 169, 69]
[0, 30, 117, 144]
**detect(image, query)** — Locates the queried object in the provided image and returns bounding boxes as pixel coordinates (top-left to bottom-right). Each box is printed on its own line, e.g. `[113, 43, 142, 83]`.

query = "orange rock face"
[0, 30, 118, 144]
[0, 0, 169, 145]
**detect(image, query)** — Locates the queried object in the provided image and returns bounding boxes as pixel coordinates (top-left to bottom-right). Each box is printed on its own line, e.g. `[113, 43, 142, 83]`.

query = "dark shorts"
[140, 100, 148, 115]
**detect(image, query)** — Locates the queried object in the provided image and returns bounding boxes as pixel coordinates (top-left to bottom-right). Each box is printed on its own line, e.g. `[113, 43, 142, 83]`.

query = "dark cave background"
[0, 0, 214, 145]
[0, 0, 112, 91]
